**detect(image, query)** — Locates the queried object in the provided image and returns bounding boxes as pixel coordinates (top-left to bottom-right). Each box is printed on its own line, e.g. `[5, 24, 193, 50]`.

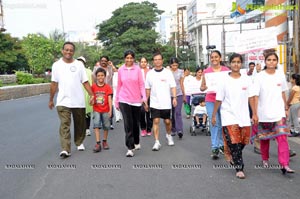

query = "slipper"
[236, 171, 246, 179]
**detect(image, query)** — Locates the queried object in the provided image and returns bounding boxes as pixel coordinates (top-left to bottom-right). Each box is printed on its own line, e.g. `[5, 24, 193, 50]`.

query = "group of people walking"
[49, 42, 296, 179]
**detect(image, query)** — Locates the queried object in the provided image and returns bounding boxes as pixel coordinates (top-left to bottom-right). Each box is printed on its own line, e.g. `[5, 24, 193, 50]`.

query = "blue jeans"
[93, 112, 110, 130]
[206, 101, 223, 150]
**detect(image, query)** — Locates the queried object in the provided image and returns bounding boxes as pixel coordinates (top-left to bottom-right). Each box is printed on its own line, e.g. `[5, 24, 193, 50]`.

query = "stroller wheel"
[206, 130, 211, 136]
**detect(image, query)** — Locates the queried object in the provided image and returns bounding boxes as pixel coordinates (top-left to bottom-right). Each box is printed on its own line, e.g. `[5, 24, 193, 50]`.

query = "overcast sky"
[3, 0, 190, 38]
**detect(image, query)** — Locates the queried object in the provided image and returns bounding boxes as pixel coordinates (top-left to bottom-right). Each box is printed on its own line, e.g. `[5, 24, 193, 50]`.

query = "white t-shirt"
[51, 58, 88, 108]
[183, 75, 194, 95]
[172, 69, 184, 96]
[216, 74, 254, 127]
[190, 77, 205, 95]
[193, 105, 207, 116]
[253, 70, 288, 122]
[145, 68, 176, 109]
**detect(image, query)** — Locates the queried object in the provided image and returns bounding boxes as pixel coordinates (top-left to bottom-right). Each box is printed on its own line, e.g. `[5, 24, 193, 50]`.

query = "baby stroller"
[189, 93, 210, 136]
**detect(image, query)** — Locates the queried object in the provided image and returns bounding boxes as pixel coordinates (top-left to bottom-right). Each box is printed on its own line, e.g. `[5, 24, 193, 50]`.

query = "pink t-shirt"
[203, 66, 230, 102]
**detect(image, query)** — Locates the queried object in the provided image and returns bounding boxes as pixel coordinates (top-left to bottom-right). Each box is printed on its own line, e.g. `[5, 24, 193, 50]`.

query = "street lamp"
[59, 0, 65, 37]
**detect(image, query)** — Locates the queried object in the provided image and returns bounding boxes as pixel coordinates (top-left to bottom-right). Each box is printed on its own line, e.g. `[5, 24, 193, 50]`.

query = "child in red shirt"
[91, 68, 113, 152]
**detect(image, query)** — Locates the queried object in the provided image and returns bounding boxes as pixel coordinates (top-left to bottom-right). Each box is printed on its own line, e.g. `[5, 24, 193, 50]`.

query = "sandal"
[236, 171, 246, 179]
[281, 166, 295, 174]
[262, 160, 269, 168]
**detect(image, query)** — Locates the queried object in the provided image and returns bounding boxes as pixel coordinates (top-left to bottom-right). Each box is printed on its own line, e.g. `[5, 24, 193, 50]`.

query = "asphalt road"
[0, 94, 300, 199]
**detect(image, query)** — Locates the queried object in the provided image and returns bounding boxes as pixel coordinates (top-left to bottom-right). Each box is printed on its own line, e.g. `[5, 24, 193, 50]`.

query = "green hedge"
[0, 80, 3, 87]
[16, 71, 49, 84]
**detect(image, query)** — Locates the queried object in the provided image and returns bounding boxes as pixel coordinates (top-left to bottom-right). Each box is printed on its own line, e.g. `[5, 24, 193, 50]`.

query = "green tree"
[74, 42, 102, 68]
[0, 32, 29, 74]
[22, 33, 63, 74]
[49, 29, 65, 60]
[96, 1, 164, 64]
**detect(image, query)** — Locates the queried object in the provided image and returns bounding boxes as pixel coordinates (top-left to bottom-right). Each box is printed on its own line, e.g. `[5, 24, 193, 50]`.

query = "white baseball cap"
[77, 56, 86, 64]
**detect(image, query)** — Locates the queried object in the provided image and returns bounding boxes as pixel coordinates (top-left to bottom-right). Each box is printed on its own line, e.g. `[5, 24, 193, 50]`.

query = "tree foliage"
[21, 33, 64, 74]
[74, 42, 102, 68]
[96, 1, 165, 64]
[0, 32, 29, 74]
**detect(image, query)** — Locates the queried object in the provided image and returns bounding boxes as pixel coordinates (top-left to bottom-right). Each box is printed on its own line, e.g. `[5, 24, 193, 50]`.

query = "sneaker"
[77, 144, 85, 151]
[141, 130, 147, 137]
[126, 150, 134, 157]
[196, 123, 200, 128]
[102, 141, 110, 150]
[152, 141, 161, 151]
[171, 131, 176, 136]
[110, 125, 114, 130]
[93, 143, 101, 153]
[202, 123, 206, 128]
[86, 129, 91, 136]
[147, 131, 152, 136]
[186, 115, 190, 119]
[134, 144, 141, 150]
[59, 150, 71, 158]
[178, 131, 183, 139]
[166, 134, 175, 146]
[211, 149, 219, 160]
[219, 146, 224, 155]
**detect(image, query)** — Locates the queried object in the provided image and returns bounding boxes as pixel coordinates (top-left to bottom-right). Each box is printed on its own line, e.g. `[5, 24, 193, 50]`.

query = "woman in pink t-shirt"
[200, 50, 230, 159]
[115, 50, 148, 157]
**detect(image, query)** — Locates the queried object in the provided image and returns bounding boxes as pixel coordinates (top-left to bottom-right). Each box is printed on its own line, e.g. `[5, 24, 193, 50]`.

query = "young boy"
[91, 68, 113, 152]
[193, 97, 207, 128]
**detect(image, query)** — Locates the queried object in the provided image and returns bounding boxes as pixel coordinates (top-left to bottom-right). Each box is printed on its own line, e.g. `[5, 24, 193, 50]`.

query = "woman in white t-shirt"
[212, 53, 255, 179]
[183, 68, 193, 119]
[252, 52, 294, 174]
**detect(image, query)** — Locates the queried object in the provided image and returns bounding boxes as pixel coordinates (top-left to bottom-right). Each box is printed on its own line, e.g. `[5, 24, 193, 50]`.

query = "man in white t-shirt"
[145, 52, 177, 151]
[49, 42, 94, 158]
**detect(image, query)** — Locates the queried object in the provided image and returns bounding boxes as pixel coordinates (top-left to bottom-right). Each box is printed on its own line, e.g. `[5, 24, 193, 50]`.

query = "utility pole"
[294, 0, 300, 73]
[221, 16, 226, 62]
[206, 24, 210, 65]
[0, 0, 6, 32]
[59, 0, 65, 37]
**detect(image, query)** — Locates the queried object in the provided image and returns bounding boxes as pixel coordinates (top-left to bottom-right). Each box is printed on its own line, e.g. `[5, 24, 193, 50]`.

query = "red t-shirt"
[92, 83, 113, 113]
